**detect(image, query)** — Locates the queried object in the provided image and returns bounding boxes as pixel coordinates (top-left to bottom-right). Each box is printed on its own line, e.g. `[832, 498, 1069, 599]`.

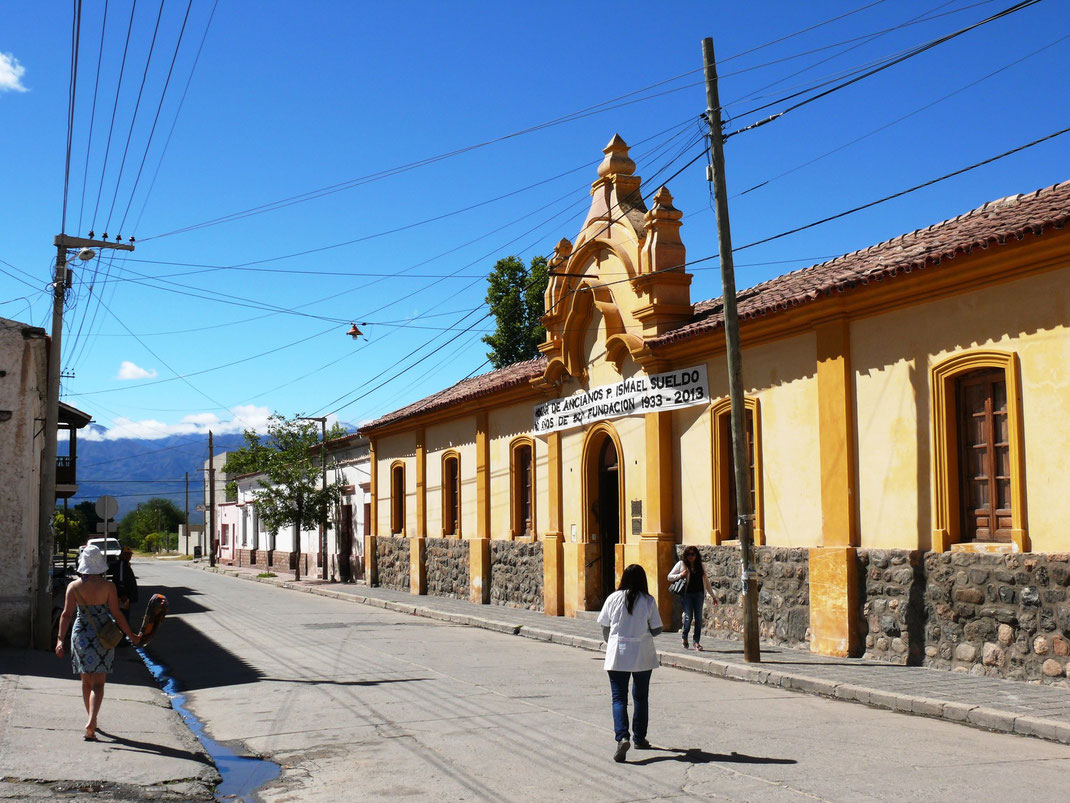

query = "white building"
[219, 434, 370, 581]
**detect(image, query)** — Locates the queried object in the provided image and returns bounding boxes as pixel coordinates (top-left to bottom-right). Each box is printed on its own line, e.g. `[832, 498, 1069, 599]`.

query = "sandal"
[682, 636, 689, 650]
[694, 643, 704, 652]
[83, 728, 97, 741]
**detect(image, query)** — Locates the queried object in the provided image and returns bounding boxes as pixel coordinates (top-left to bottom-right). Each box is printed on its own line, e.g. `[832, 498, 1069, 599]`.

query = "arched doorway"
[583, 425, 623, 608]
[596, 438, 620, 602]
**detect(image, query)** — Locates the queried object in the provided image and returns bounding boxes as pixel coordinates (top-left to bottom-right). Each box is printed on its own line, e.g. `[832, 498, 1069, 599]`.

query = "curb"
[185, 563, 1070, 747]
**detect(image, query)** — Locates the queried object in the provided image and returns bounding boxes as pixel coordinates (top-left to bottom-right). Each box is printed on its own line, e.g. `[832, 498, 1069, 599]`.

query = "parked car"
[78, 537, 123, 570]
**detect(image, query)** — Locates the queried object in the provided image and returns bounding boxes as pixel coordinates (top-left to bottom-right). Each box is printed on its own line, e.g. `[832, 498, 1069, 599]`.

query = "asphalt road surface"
[137, 561, 1070, 801]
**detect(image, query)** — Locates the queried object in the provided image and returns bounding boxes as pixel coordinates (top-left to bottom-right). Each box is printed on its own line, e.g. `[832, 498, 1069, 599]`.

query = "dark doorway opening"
[597, 437, 620, 604]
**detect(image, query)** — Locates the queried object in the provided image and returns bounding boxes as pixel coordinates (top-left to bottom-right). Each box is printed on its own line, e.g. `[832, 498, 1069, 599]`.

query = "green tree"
[52, 508, 86, 554]
[482, 255, 549, 369]
[74, 500, 102, 535]
[117, 498, 184, 549]
[223, 414, 342, 580]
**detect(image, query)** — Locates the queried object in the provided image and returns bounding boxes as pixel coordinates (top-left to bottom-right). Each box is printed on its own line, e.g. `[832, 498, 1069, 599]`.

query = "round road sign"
[95, 495, 119, 521]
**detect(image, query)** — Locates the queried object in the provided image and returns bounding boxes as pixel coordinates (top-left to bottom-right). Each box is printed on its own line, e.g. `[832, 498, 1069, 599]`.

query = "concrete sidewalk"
[191, 561, 1070, 747]
[0, 646, 219, 801]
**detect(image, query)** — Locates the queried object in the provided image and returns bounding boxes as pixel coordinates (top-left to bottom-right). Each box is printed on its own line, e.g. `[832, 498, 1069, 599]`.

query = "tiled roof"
[652, 180, 1070, 347]
[361, 357, 546, 432]
[361, 181, 1070, 431]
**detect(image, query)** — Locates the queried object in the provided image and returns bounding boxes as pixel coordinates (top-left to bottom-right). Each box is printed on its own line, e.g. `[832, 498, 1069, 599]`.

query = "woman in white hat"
[55, 544, 141, 740]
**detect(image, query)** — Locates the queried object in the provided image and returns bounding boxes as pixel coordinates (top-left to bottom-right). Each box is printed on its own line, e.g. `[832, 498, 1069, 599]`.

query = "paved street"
[135, 561, 1070, 801]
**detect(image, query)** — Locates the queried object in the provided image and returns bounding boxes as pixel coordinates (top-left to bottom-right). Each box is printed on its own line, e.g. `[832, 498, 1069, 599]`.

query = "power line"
[77, 0, 108, 235]
[103, 0, 166, 234]
[62, 0, 83, 234]
[90, 0, 137, 231]
[724, 0, 1042, 139]
[734, 124, 1070, 254]
[735, 28, 1070, 198]
[130, 0, 219, 236]
[116, 0, 194, 234]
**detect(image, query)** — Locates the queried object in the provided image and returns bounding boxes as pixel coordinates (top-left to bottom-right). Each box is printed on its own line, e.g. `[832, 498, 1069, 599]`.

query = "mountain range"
[71, 431, 248, 523]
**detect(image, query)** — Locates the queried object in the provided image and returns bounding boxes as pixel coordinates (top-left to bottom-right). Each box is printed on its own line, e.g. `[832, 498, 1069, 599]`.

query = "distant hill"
[72, 432, 247, 522]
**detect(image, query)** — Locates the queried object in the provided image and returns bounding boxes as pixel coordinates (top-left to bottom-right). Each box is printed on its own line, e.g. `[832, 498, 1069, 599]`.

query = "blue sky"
[2, 0, 1067, 444]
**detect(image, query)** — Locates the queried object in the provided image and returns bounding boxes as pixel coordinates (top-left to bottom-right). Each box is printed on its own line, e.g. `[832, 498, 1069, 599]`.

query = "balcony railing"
[56, 455, 76, 486]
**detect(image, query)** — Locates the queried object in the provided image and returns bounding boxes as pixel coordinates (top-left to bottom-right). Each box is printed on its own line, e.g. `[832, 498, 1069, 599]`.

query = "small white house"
[221, 434, 370, 581]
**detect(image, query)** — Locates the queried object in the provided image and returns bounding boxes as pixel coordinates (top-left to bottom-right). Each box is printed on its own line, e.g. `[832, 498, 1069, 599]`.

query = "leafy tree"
[223, 414, 342, 580]
[74, 500, 102, 534]
[117, 498, 184, 548]
[52, 508, 86, 553]
[482, 255, 549, 369]
[224, 419, 348, 499]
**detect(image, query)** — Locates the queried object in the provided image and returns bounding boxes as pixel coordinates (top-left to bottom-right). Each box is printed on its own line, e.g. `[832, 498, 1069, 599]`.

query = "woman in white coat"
[598, 564, 663, 762]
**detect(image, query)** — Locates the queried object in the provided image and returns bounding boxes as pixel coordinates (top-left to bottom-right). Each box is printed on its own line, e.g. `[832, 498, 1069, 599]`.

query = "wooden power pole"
[702, 36, 760, 663]
[35, 234, 132, 649]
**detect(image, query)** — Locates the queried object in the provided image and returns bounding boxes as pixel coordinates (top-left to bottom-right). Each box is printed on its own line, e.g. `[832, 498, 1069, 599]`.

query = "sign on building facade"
[534, 365, 709, 434]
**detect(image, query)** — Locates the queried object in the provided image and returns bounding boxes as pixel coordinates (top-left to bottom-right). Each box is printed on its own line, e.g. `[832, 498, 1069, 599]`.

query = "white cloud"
[0, 53, 27, 93]
[116, 360, 158, 380]
[82, 405, 274, 441]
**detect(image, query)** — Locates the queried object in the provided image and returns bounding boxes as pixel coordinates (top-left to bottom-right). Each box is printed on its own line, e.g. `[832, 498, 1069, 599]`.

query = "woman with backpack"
[597, 564, 663, 762]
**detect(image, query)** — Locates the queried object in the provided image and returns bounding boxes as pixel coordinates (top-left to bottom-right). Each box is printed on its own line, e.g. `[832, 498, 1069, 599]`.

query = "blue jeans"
[681, 591, 704, 643]
[608, 669, 651, 743]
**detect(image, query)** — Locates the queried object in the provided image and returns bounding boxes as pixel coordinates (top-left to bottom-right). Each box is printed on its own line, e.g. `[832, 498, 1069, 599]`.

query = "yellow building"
[362, 135, 1070, 683]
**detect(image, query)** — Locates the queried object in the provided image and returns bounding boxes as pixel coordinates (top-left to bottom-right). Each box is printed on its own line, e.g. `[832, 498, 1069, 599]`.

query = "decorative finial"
[597, 134, 635, 178]
[652, 186, 675, 210]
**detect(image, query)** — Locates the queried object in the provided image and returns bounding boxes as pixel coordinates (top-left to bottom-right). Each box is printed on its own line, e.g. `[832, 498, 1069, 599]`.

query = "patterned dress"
[71, 603, 115, 674]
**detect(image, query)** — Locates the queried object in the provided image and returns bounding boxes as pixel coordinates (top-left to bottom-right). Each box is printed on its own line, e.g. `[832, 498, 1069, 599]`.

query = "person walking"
[598, 564, 663, 763]
[668, 545, 718, 651]
[110, 546, 139, 624]
[55, 545, 141, 741]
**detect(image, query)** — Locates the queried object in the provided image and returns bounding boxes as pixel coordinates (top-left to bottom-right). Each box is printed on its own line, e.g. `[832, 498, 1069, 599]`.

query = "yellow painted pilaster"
[364, 534, 378, 586]
[813, 321, 861, 656]
[415, 428, 426, 538]
[562, 541, 598, 616]
[469, 536, 490, 604]
[543, 533, 564, 616]
[369, 439, 378, 536]
[816, 320, 858, 547]
[475, 411, 490, 540]
[410, 537, 426, 595]
[366, 439, 378, 585]
[642, 410, 674, 539]
[639, 410, 676, 625]
[543, 432, 564, 616]
[808, 546, 860, 656]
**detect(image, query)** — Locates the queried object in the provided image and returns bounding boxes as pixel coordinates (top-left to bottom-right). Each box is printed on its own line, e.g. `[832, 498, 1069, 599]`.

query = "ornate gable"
[535, 135, 694, 389]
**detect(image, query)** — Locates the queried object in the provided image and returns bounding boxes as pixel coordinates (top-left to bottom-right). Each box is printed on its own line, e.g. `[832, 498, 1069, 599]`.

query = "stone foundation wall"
[924, 552, 1070, 684]
[859, 550, 925, 664]
[376, 536, 410, 591]
[684, 545, 810, 648]
[859, 550, 1070, 685]
[425, 538, 469, 599]
[490, 541, 544, 612]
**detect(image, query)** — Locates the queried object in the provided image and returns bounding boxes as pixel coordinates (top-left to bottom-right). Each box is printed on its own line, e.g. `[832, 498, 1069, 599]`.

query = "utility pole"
[208, 430, 216, 567]
[184, 471, 189, 554]
[298, 416, 329, 580]
[702, 36, 760, 663]
[34, 234, 132, 650]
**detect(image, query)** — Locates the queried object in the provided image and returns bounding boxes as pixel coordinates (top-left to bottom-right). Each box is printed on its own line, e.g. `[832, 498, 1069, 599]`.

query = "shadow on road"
[139, 602, 264, 692]
[94, 728, 214, 765]
[259, 676, 430, 687]
[630, 748, 797, 766]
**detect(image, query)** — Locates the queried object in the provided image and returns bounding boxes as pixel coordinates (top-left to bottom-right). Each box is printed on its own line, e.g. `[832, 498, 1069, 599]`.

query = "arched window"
[442, 452, 461, 537]
[511, 438, 535, 538]
[931, 351, 1026, 551]
[390, 461, 406, 535]
[711, 398, 763, 544]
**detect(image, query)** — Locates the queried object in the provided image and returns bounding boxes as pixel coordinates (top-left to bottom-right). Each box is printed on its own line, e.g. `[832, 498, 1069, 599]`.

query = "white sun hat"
[77, 544, 108, 576]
